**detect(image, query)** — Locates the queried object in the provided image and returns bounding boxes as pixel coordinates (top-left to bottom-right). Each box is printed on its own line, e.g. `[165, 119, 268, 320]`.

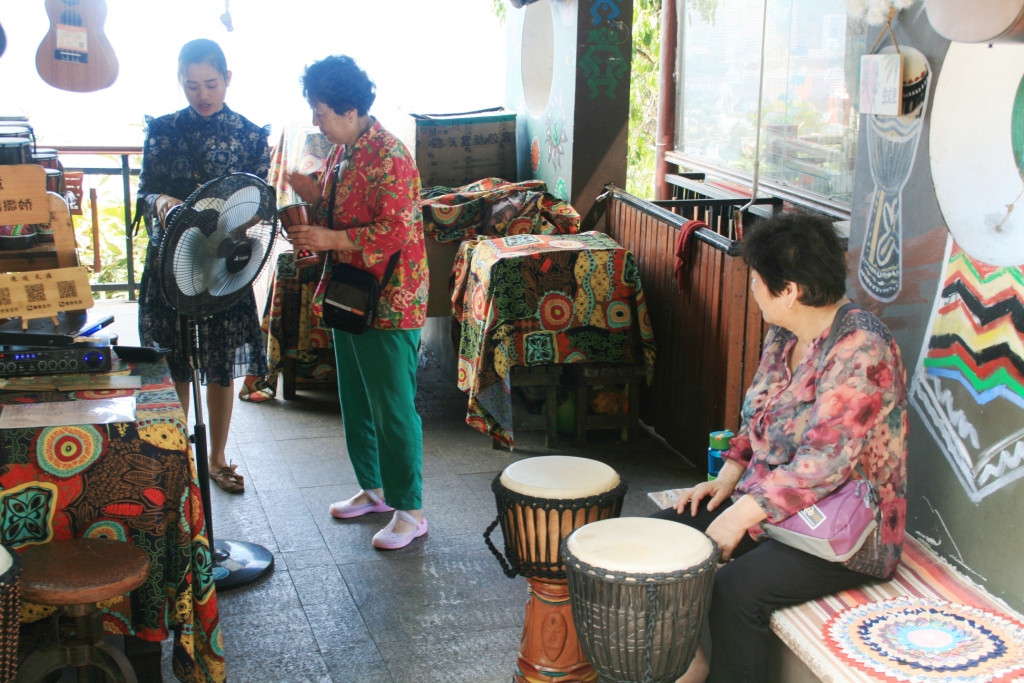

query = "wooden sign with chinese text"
[0, 266, 93, 322]
[0, 165, 49, 224]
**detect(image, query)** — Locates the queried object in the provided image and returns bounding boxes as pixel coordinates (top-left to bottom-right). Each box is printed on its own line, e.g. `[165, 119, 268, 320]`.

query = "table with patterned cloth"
[239, 251, 337, 402]
[452, 231, 656, 446]
[0, 361, 224, 683]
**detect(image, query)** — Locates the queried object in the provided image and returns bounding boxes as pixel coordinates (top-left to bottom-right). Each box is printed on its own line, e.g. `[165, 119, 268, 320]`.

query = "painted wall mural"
[506, 0, 631, 221]
[911, 42, 1024, 504]
[858, 47, 931, 302]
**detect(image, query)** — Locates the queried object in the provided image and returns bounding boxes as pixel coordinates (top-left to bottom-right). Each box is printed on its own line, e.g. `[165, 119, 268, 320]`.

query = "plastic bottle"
[708, 430, 733, 481]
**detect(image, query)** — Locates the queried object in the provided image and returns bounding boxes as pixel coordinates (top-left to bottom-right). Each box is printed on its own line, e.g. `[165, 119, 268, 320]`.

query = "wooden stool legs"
[17, 604, 138, 683]
[515, 578, 596, 683]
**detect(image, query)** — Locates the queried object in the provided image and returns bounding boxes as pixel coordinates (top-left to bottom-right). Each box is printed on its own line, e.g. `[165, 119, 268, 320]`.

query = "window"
[675, 0, 867, 211]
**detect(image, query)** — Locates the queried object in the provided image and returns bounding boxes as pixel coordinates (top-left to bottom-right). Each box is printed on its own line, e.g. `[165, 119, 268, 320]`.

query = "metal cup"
[278, 202, 311, 234]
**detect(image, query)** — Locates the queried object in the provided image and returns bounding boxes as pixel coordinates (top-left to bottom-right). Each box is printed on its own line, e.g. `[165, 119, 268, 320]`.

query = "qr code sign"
[26, 284, 45, 303]
[57, 281, 77, 299]
[0, 289, 9, 306]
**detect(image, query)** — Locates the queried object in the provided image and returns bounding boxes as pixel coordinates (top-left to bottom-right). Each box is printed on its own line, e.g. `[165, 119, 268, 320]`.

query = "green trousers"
[332, 328, 423, 510]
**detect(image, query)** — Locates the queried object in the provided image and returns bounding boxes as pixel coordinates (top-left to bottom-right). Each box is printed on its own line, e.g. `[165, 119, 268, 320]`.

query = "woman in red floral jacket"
[659, 213, 908, 683]
[286, 55, 430, 550]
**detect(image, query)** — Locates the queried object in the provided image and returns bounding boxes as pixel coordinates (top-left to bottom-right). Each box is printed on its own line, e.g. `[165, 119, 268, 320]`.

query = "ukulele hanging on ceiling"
[36, 0, 119, 92]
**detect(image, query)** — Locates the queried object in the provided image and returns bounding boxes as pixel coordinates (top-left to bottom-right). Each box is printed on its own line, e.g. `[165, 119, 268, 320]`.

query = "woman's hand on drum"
[673, 460, 743, 517]
[155, 195, 183, 227]
[284, 171, 321, 206]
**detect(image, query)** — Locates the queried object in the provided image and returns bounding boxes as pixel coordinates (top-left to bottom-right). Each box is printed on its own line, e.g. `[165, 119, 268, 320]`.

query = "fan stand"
[179, 315, 274, 590]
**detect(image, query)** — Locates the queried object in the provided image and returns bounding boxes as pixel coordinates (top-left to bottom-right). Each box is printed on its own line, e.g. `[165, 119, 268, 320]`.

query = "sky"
[0, 0, 508, 147]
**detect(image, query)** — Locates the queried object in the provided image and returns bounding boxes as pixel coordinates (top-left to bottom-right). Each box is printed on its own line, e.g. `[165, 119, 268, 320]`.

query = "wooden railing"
[603, 183, 775, 467]
[57, 146, 143, 299]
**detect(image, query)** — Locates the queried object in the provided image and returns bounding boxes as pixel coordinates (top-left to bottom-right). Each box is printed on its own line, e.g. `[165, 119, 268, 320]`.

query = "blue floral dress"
[137, 105, 271, 385]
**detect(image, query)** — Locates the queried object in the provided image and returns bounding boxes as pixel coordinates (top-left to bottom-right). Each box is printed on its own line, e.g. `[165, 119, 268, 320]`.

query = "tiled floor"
[97, 301, 703, 683]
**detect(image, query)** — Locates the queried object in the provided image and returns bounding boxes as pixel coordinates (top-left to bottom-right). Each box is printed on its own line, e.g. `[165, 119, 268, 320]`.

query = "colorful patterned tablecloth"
[0, 362, 224, 683]
[452, 232, 656, 446]
[421, 177, 579, 243]
[239, 251, 337, 402]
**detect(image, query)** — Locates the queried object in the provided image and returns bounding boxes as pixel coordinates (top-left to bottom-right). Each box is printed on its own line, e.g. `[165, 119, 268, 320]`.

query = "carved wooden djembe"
[485, 456, 626, 683]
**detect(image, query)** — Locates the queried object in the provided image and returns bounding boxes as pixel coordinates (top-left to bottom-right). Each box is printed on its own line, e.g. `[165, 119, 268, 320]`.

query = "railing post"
[121, 153, 136, 300]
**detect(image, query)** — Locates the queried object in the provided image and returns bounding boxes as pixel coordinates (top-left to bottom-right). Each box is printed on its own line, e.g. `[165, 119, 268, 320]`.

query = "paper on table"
[0, 396, 137, 429]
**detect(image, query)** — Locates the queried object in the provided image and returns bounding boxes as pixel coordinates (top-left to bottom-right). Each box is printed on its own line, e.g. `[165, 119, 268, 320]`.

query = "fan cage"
[159, 173, 278, 320]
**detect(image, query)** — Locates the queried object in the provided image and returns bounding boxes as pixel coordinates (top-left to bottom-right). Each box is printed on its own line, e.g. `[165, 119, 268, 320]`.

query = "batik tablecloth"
[421, 178, 580, 242]
[239, 251, 336, 402]
[0, 362, 224, 683]
[452, 232, 656, 446]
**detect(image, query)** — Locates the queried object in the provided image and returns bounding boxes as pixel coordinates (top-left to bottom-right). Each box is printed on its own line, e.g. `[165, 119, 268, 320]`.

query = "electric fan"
[160, 172, 277, 590]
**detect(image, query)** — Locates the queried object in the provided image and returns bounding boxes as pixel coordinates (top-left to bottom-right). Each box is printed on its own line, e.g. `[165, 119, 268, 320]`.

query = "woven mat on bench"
[649, 490, 1024, 682]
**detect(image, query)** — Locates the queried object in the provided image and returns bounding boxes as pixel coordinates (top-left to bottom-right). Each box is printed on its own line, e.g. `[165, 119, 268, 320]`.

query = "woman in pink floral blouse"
[658, 213, 908, 683]
[286, 55, 430, 551]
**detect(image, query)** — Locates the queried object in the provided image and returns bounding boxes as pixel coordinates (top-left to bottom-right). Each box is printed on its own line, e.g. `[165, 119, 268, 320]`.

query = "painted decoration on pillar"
[581, 3, 628, 100]
[590, 0, 621, 25]
[531, 137, 541, 173]
[912, 42, 1024, 503]
[858, 47, 931, 302]
[547, 104, 568, 169]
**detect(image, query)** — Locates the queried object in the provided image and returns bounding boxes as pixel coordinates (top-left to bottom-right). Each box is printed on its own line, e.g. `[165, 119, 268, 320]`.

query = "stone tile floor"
[97, 302, 704, 683]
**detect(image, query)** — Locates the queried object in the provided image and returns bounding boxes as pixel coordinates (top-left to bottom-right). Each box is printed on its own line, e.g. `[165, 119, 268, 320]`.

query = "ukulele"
[35, 0, 119, 92]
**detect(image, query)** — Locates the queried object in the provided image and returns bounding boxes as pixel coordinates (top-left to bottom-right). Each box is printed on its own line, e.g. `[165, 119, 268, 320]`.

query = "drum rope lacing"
[484, 475, 628, 580]
[560, 538, 720, 683]
[0, 548, 21, 680]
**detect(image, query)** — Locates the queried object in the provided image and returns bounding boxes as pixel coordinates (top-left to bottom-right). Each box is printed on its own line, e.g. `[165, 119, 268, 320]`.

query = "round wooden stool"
[16, 539, 151, 683]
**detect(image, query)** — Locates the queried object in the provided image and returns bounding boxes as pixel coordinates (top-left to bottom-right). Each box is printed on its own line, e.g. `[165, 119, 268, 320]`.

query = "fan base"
[211, 539, 275, 591]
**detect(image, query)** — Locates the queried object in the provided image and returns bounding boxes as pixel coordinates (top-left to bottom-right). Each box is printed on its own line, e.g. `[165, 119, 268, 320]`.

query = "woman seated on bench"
[656, 213, 909, 683]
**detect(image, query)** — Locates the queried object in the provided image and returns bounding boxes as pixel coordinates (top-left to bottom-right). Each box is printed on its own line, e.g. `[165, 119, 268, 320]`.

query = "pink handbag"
[761, 474, 878, 561]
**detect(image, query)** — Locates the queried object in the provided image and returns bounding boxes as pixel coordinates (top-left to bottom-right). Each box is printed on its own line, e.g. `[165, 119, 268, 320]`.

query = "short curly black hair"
[301, 55, 376, 116]
[741, 212, 847, 307]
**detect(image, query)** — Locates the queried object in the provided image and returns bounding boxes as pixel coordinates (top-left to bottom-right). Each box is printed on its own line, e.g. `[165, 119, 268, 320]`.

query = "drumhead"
[500, 455, 620, 499]
[0, 546, 10, 576]
[566, 517, 714, 574]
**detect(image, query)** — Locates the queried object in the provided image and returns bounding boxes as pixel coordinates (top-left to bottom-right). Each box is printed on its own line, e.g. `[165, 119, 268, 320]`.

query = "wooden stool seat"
[16, 540, 151, 683]
[20, 539, 150, 606]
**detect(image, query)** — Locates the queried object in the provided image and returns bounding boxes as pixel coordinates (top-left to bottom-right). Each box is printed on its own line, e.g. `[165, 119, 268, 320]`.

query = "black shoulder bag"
[320, 162, 400, 334]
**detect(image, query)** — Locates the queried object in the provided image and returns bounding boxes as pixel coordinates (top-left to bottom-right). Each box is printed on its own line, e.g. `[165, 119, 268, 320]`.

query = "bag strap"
[323, 159, 401, 286]
[815, 301, 862, 374]
[815, 301, 874, 492]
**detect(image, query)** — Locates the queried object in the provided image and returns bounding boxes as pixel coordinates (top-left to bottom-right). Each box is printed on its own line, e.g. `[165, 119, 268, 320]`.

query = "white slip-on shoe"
[328, 489, 394, 519]
[371, 510, 428, 550]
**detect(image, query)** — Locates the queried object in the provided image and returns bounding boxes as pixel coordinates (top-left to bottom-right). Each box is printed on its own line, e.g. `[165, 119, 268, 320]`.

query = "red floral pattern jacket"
[312, 119, 428, 330]
[725, 308, 908, 578]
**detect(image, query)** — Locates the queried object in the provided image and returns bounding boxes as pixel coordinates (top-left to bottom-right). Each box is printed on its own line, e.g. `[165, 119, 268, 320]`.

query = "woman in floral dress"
[658, 213, 909, 683]
[285, 55, 430, 550]
[137, 39, 270, 493]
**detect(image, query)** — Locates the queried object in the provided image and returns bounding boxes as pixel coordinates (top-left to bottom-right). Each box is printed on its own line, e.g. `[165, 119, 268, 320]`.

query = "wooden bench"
[648, 490, 1024, 683]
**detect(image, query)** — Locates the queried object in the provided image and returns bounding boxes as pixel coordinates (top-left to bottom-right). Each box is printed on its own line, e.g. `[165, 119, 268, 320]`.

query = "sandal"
[210, 463, 245, 493]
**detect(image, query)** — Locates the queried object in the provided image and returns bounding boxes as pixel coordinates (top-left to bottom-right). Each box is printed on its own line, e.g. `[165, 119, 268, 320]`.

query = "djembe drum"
[562, 518, 719, 683]
[485, 456, 627, 683]
[0, 545, 21, 680]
